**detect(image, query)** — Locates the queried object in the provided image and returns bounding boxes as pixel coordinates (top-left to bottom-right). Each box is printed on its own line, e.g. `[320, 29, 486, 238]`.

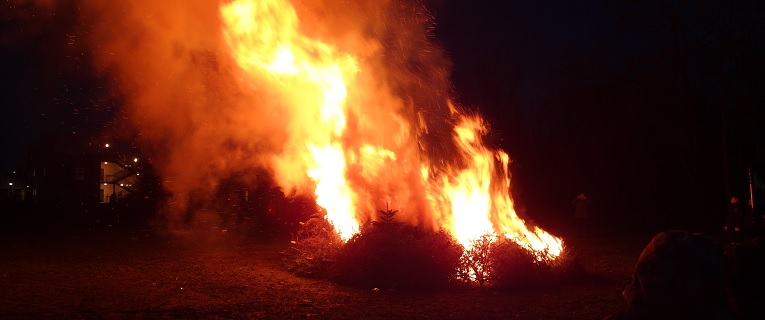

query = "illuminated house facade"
[7, 134, 143, 205]
[100, 158, 140, 204]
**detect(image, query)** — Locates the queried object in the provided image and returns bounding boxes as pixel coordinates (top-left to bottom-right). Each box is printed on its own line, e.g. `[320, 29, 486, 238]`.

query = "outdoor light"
[104, 162, 108, 165]
[8, 183, 12, 186]
[105, 143, 110, 148]
[134, 158, 138, 163]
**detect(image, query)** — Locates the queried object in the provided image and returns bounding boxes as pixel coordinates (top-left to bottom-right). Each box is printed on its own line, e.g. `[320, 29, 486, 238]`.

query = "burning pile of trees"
[283, 209, 581, 291]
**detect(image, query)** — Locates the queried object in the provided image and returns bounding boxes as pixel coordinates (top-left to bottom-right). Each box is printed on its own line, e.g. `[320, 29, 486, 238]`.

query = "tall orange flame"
[220, 0, 562, 258]
[222, 0, 361, 240]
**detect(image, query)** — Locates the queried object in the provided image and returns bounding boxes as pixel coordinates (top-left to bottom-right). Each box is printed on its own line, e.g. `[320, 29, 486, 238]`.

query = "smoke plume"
[74, 0, 456, 233]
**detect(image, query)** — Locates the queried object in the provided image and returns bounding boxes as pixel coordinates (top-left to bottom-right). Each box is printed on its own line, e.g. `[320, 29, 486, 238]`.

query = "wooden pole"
[749, 165, 755, 210]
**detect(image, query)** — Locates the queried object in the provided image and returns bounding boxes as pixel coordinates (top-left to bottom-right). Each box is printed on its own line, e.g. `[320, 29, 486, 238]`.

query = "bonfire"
[217, 0, 564, 285]
[83, 0, 565, 286]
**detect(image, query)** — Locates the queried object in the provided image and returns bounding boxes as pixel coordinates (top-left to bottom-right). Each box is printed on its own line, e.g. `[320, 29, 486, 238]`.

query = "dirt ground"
[0, 207, 664, 320]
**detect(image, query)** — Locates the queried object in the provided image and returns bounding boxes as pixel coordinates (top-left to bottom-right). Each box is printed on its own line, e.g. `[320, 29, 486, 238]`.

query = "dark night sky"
[2, 0, 764, 228]
[1, 2, 117, 171]
[432, 0, 765, 226]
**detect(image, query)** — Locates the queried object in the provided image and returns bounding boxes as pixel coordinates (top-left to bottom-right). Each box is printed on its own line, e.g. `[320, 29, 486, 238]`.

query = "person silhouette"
[573, 193, 590, 219]
[725, 195, 750, 244]
[572, 193, 591, 236]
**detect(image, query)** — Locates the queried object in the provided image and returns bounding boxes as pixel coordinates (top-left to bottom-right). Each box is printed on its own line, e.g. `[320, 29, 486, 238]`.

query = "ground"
[0, 206, 671, 319]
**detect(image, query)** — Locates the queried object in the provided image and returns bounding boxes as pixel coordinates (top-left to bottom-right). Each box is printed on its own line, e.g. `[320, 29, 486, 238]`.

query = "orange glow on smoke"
[220, 0, 562, 258]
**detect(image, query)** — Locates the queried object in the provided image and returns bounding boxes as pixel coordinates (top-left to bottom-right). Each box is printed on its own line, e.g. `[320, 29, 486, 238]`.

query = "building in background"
[100, 157, 141, 204]
[1, 134, 143, 206]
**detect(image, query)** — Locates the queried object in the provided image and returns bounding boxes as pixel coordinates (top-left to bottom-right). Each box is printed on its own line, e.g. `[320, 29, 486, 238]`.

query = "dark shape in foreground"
[607, 230, 765, 320]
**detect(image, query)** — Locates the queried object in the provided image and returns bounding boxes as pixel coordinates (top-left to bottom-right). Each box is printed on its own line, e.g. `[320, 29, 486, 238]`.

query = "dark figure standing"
[725, 196, 749, 244]
[572, 193, 591, 236]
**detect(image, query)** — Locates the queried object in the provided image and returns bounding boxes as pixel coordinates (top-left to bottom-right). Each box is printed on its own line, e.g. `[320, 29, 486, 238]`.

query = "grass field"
[0, 205, 675, 319]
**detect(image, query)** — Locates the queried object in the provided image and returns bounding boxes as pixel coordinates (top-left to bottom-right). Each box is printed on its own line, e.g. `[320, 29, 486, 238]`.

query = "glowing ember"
[220, 0, 562, 257]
